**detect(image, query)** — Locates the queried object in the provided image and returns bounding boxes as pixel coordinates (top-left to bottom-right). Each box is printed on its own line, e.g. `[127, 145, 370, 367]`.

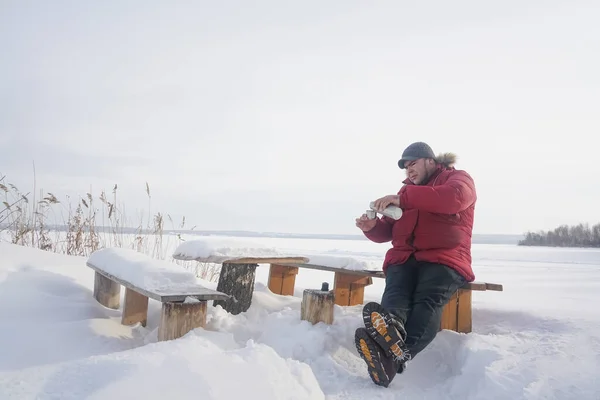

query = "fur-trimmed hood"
[435, 152, 457, 168]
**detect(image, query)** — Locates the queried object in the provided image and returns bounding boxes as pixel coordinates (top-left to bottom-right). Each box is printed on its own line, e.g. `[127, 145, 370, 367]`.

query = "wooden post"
[301, 286, 334, 325]
[440, 291, 458, 332]
[440, 289, 473, 333]
[333, 272, 373, 306]
[93, 271, 121, 309]
[213, 263, 257, 315]
[268, 264, 299, 296]
[121, 288, 149, 327]
[456, 289, 472, 333]
[158, 300, 207, 341]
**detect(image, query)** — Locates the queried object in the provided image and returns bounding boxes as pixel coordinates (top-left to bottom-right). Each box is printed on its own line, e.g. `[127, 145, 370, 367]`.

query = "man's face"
[404, 158, 435, 185]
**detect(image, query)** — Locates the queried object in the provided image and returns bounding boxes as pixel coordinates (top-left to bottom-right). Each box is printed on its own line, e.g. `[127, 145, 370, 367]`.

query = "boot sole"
[362, 302, 407, 360]
[354, 328, 391, 388]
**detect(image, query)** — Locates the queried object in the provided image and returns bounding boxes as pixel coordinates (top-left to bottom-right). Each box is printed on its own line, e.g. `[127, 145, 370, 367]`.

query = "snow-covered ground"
[1, 237, 599, 399]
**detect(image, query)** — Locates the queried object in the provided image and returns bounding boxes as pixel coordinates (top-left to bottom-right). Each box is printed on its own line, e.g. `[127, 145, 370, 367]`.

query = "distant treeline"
[519, 223, 600, 248]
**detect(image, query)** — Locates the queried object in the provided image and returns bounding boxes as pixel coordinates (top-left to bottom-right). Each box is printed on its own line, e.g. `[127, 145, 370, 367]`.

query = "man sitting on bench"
[353, 141, 477, 388]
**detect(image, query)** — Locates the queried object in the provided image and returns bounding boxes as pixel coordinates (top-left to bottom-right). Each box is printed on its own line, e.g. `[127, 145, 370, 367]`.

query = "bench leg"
[213, 263, 257, 315]
[439, 289, 472, 333]
[267, 264, 299, 296]
[122, 288, 149, 327]
[158, 300, 207, 341]
[333, 272, 373, 306]
[457, 289, 472, 333]
[93, 271, 121, 309]
[440, 291, 458, 332]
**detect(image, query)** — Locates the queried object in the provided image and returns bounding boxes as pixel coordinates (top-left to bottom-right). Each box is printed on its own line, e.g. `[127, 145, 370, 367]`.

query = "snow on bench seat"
[87, 247, 229, 302]
[86, 247, 229, 341]
[172, 237, 381, 271]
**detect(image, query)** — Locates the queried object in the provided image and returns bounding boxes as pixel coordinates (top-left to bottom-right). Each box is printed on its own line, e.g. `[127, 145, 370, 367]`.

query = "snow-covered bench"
[86, 248, 229, 341]
[172, 238, 503, 333]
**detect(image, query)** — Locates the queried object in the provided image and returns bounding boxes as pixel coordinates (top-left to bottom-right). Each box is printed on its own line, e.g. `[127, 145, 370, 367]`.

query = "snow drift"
[1, 238, 599, 399]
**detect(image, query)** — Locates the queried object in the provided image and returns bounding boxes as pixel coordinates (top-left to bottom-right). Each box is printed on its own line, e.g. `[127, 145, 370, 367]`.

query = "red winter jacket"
[364, 154, 477, 282]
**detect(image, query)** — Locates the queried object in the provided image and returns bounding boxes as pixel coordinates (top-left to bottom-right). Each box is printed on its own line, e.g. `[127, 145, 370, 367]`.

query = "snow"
[1, 238, 600, 399]
[173, 236, 293, 261]
[174, 236, 384, 271]
[303, 253, 382, 271]
[1, 335, 323, 400]
[87, 247, 207, 295]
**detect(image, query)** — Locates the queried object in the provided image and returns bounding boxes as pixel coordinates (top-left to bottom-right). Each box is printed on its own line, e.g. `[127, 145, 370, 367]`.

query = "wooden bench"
[86, 248, 230, 341]
[266, 263, 502, 333]
[172, 245, 503, 334]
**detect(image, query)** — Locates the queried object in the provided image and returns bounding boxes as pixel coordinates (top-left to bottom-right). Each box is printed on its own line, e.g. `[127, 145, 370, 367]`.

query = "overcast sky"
[1, 0, 599, 235]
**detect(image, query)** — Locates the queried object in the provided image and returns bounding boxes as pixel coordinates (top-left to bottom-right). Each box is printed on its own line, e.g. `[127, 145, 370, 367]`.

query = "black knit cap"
[397, 142, 436, 169]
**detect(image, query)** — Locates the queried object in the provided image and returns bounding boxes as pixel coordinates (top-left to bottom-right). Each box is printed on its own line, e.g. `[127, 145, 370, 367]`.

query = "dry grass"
[0, 173, 221, 282]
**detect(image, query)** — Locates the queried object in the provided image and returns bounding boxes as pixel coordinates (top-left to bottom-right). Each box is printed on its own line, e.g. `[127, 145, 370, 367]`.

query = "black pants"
[381, 256, 466, 360]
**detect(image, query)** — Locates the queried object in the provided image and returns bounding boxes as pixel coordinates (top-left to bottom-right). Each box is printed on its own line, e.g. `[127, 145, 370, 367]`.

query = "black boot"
[355, 327, 404, 388]
[362, 302, 410, 363]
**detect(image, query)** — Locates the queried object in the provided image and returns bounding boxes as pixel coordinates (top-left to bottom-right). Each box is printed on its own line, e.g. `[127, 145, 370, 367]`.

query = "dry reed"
[0, 173, 220, 282]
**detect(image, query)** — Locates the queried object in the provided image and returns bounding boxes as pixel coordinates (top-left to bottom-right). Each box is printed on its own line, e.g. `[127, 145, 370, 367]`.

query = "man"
[353, 141, 477, 388]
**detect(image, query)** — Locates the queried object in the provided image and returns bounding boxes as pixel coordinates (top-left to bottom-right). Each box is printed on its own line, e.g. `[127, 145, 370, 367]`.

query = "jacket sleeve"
[363, 216, 394, 243]
[400, 170, 476, 214]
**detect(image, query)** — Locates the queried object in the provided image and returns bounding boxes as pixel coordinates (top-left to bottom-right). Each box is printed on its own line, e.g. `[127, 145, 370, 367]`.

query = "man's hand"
[372, 195, 400, 212]
[355, 213, 377, 232]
